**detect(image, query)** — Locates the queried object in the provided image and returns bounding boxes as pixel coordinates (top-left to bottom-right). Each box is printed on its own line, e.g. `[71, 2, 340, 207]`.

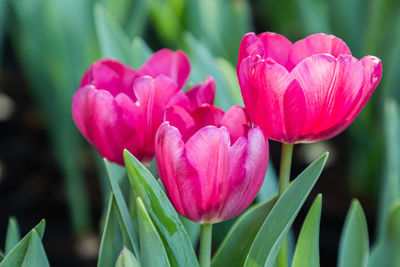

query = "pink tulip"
[72, 49, 215, 165]
[237, 32, 382, 143]
[155, 104, 269, 223]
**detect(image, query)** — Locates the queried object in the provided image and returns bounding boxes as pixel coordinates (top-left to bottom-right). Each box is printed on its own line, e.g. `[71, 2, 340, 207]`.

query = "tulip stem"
[276, 143, 294, 267]
[278, 143, 294, 197]
[199, 223, 213, 267]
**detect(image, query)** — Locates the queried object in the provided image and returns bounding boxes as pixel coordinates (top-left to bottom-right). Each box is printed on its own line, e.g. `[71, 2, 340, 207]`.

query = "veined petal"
[283, 80, 306, 143]
[139, 49, 190, 90]
[191, 105, 225, 129]
[288, 33, 351, 70]
[163, 105, 196, 142]
[185, 126, 230, 222]
[80, 58, 137, 98]
[257, 32, 292, 68]
[185, 76, 216, 111]
[237, 32, 265, 74]
[220, 105, 251, 143]
[219, 127, 268, 221]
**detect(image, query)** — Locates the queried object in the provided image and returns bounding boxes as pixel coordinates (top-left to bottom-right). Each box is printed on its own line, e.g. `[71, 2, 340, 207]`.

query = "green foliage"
[338, 200, 369, 267]
[244, 153, 328, 267]
[115, 247, 140, 267]
[291, 195, 322, 267]
[0, 220, 48, 267]
[5, 217, 21, 255]
[124, 149, 198, 267]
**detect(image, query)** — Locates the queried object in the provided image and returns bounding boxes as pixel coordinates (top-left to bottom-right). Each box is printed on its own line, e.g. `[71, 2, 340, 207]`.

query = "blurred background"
[0, 0, 399, 266]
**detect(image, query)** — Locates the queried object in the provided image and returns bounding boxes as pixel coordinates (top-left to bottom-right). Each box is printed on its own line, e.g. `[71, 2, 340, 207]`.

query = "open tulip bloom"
[237, 32, 382, 143]
[156, 104, 269, 224]
[72, 49, 215, 165]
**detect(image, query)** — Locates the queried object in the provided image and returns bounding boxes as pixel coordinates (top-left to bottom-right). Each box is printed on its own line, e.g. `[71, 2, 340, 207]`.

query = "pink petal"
[239, 56, 292, 141]
[185, 126, 230, 222]
[163, 105, 196, 142]
[191, 105, 225, 129]
[131, 75, 179, 161]
[219, 127, 268, 221]
[283, 80, 306, 143]
[72, 86, 138, 164]
[237, 33, 265, 74]
[288, 33, 351, 70]
[290, 54, 338, 136]
[220, 105, 251, 143]
[168, 91, 191, 109]
[257, 32, 292, 68]
[139, 49, 190, 90]
[80, 59, 137, 98]
[185, 76, 216, 111]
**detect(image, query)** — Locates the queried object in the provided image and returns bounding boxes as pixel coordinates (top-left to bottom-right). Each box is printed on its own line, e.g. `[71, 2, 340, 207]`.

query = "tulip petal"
[257, 32, 292, 68]
[132, 75, 179, 161]
[185, 126, 230, 222]
[80, 59, 137, 98]
[185, 76, 216, 111]
[239, 57, 292, 141]
[237, 33, 265, 74]
[72, 86, 138, 164]
[220, 105, 251, 143]
[219, 127, 268, 221]
[139, 49, 190, 90]
[163, 105, 196, 142]
[288, 33, 351, 70]
[191, 105, 225, 129]
[283, 80, 306, 143]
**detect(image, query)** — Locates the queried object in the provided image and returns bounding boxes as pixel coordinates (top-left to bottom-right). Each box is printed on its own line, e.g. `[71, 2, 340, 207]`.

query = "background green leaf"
[5, 217, 21, 254]
[338, 200, 369, 267]
[136, 197, 171, 267]
[291, 194, 322, 267]
[244, 153, 328, 267]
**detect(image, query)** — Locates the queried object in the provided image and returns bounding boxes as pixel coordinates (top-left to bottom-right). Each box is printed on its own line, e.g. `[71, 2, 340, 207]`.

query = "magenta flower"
[72, 49, 215, 165]
[237, 32, 382, 143]
[155, 104, 269, 223]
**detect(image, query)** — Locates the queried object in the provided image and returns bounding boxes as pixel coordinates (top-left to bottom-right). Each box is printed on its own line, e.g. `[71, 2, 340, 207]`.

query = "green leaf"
[104, 159, 140, 256]
[0, 229, 49, 267]
[368, 200, 400, 267]
[115, 247, 140, 267]
[338, 199, 369, 267]
[0, 251, 4, 262]
[98, 193, 124, 267]
[32, 220, 46, 241]
[244, 152, 329, 267]
[123, 150, 198, 267]
[180, 216, 200, 247]
[129, 37, 153, 69]
[291, 194, 322, 267]
[136, 197, 171, 267]
[296, 0, 331, 34]
[5, 217, 21, 254]
[212, 195, 278, 267]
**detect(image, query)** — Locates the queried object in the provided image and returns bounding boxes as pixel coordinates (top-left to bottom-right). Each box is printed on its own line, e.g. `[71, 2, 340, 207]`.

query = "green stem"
[199, 223, 213, 267]
[278, 143, 294, 197]
[276, 143, 294, 267]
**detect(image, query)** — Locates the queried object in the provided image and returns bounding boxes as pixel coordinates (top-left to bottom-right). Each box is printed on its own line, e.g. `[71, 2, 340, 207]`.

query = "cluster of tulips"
[72, 32, 382, 266]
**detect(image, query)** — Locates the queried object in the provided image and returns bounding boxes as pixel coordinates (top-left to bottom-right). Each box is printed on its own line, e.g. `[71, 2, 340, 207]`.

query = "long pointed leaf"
[338, 200, 369, 267]
[124, 150, 198, 267]
[291, 194, 322, 267]
[212, 195, 278, 267]
[244, 153, 328, 267]
[115, 247, 140, 267]
[136, 197, 171, 267]
[5, 217, 21, 254]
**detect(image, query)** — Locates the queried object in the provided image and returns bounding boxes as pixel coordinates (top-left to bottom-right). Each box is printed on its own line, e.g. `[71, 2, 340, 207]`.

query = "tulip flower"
[72, 49, 215, 165]
[237, 32, 382, 143]
[155, 104, 269, 224]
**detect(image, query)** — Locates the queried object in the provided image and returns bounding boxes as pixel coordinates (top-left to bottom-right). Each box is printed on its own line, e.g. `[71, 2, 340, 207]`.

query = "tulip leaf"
[291, 194, 322, 267]
[0, 251, 4, 262]
[124, 150, 198, 267]
[5, 217, 21, 254]
[244, 152, 328, 267]
[115, 247, 140, 267]
[130, 37, 153, 69]
[338, 199, 369, 267]
[136, 197, 171, 267]
[212, 195, 278, 267]
[180, 215, 200, 248]
[0, 227, 49, 267]
[104, 159, 140, 256]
